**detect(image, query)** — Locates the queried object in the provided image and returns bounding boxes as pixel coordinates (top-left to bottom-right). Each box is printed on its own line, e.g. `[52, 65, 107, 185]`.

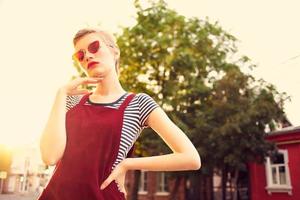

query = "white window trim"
[155, 172, 170, 195]
[265, 149, 292, 195]
[138, 170, 148, 195]
[155, 191, 170, 196]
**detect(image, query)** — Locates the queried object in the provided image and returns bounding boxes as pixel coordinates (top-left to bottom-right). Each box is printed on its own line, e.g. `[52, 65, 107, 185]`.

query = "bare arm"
[123, 106, 201, 171]
[39, 88, 68, 166]
[39, 77, 102, 166]
[99, 104, 201, 195]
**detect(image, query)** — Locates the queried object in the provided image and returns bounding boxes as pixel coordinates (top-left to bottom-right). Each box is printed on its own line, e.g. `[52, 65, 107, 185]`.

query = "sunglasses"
[72, 40, 100, 62]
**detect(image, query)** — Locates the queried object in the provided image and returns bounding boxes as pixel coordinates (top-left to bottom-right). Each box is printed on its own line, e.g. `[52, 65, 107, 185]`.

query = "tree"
[203, 67, 288, 200]
[71, 1, 289, 199]
[116, 1, 288, 199]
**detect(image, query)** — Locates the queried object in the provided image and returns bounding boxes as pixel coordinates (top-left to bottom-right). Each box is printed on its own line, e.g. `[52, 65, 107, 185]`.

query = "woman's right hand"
[60, 77, 102, 95]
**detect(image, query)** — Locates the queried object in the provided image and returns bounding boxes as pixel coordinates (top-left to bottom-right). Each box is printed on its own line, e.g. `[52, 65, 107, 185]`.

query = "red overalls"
[37, 92, 136, 200]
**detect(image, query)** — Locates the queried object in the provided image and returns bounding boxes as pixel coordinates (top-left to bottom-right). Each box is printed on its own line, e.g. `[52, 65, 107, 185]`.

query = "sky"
[0, 0, 299, 147]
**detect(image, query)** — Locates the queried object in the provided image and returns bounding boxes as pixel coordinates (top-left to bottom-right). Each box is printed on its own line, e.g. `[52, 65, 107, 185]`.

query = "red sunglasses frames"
[72, 40, 100, 62]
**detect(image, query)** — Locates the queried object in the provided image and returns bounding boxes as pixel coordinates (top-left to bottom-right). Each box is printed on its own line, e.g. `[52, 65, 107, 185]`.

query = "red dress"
[37, 92, 136, 200]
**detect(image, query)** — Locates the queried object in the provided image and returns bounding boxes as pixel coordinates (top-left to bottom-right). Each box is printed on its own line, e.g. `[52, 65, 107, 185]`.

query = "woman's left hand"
[100, 160, 128, 195]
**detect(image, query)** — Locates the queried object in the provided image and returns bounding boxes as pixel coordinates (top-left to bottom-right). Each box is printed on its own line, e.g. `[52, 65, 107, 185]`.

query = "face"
[73, 32, 117, 78]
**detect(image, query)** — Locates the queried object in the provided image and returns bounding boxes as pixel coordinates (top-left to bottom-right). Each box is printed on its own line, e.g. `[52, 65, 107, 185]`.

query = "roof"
[266, 125, 300, 137]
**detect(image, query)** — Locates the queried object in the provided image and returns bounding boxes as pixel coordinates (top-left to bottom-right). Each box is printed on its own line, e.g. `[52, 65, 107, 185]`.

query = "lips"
[88, 61, 99, 69]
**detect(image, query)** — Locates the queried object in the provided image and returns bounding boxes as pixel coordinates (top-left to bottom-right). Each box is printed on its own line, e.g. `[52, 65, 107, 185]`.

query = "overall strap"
[119, 93, 136, 111]
[78, 92, 93, 106]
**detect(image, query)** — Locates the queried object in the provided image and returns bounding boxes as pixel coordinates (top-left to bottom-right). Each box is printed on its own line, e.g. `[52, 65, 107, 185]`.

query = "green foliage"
[70, 0, 289, 178]
[205, 68, 286, 169]
[115, 0, 288, 173]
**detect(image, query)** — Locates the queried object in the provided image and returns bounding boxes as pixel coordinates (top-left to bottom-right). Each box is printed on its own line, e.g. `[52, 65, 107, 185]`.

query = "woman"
[38, 28, 201, 200]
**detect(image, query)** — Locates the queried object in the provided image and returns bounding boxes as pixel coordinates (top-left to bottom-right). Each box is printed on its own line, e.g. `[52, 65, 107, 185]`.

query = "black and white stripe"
[65, 92, 159, 170]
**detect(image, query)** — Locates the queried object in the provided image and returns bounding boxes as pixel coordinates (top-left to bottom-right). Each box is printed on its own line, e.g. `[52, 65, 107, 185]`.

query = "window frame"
[138, 170, 148, 195]
[265, 149, 292, 195]
[155, 171, 170, 196]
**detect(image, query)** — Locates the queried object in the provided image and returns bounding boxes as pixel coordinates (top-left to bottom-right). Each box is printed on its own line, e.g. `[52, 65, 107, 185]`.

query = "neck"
[92, 71, 126, 96]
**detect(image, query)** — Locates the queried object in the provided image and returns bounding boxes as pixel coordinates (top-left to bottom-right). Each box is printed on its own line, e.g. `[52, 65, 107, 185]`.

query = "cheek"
[96, 50, 115, 63]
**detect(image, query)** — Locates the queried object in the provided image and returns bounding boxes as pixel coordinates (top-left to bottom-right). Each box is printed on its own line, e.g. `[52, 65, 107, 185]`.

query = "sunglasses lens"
[88, 41, 100, 54]
[73, 41, 99, 62]
[76, 50, 85, 62]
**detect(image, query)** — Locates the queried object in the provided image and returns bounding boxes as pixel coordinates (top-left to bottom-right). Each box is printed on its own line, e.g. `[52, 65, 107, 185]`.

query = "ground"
[0, 192, 40, 200]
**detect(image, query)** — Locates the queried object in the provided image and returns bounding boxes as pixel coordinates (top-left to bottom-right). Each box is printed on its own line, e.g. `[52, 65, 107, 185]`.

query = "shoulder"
[133, 92, 160, 128]
[66, 94, 85, 112]
[66, 94, 84, 101]
[133, 92, 157, 102]
[132, 92, 159, 109]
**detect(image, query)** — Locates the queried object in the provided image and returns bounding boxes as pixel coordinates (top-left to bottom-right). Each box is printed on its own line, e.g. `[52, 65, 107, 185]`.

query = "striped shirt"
[65, 92, 159, 170]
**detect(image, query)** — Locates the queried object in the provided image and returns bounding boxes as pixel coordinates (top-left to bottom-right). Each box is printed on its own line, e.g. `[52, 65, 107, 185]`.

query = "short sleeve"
[126, 144, 135, 158]
[66, 95, 82, 112]
[138, 93, 160, 129]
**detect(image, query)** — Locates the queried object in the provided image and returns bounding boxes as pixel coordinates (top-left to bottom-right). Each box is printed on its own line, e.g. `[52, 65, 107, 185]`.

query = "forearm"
[123, 152, 201, 171]
[40, 88, 67, 166]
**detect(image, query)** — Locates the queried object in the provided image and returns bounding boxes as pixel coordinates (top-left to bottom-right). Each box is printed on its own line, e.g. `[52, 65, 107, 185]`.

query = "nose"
[85, 56, 92, 62]
[85, 53, 94, 63]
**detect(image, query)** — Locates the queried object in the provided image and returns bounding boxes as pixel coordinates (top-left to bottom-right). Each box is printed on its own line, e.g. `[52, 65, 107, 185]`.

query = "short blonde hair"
[73, 28, 120, 73]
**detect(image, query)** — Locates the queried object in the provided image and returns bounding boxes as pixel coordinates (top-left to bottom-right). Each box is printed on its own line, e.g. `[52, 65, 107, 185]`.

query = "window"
[138, 170, 148, 194]
[265, 149, 292, 195]
[155, 172, 169, 195]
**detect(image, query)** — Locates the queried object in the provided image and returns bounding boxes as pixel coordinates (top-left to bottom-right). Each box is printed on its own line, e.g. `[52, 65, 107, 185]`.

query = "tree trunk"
[232, 168, 239, 200]
[229, 172, 233, 200]
[199, 173, 204, 200]
[169, 176, 182, 200]
[190, 172, 201, 200]
[205, 172, 214, 200]
[131, 170, 141, 200]
[221, 166, 228, 200]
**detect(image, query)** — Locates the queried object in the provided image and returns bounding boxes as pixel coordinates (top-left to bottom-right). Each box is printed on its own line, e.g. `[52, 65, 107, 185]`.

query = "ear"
[115, 61, 119, 75]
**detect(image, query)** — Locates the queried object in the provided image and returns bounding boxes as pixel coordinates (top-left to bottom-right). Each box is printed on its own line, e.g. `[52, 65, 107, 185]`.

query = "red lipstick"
[88, 61, 99, 69]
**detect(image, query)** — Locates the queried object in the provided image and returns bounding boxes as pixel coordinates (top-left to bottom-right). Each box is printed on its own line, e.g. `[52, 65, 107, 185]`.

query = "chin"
[88, 68, 101, 75]
[90, 72, 105, 79]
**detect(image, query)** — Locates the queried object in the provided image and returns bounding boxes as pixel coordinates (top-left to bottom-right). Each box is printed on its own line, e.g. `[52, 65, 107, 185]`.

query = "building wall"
[249, 132, 300, 200]
[1, 143, 53, 194]
[126, 170, 186, 200]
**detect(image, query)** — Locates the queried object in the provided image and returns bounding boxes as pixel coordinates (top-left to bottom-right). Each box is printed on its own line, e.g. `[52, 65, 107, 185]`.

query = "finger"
[70, 89, 90, 95]
[84, 77, 103, 81]
[100, 177, 113, 190]
[120, 188, 127, 197]
[81, 78, 102, 84]
[85, 81, 101, 85]
[121, 189, 127, 196]
[73, 77, 98, 84]
[115, 181, 126, 194]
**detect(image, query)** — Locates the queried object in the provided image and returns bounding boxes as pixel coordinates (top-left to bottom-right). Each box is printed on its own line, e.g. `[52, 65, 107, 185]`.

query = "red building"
[249, 126, 300, 200]
[124, 170, 186, 200]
